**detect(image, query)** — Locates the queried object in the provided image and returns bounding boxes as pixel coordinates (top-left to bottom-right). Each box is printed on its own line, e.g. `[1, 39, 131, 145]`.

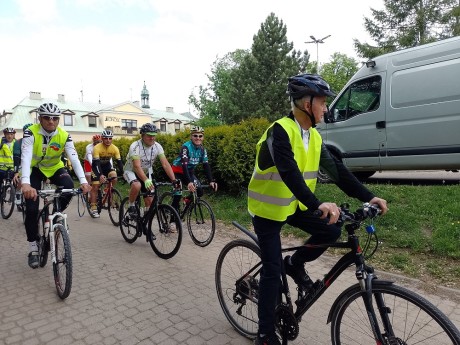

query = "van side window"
[332, 76, 382, 122]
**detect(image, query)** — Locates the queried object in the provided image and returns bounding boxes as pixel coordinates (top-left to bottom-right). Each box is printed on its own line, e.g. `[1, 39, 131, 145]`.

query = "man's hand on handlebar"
[368, 197, 388, 215]
[22, 183, 37, 201]
[210, 181, 218, 192]
[318, 202, 341, 225]
[187, 182, 196, 192]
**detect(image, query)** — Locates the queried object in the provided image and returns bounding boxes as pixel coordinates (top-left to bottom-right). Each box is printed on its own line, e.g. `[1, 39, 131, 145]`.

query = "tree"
[354, 0, 459, 59]
[320, 53, 359, 95]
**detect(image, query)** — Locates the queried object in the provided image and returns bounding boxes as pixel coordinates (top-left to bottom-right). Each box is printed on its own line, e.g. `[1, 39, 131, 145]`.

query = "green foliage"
[354, 0, 459, 59]
[320, 53, 359, 94]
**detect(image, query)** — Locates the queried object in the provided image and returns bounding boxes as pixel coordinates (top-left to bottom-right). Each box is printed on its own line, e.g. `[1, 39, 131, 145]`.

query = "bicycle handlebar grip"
[313, 209, 323, 217]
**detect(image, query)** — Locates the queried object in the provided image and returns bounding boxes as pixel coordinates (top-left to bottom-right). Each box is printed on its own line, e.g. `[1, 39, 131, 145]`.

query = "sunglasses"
[192, 134, 203, 138]
[41, 115, 60, 121]
[102, 137, 113, 140]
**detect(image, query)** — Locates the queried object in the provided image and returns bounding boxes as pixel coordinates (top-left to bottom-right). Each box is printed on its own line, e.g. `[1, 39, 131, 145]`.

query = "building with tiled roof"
[0, 82, 194, 141]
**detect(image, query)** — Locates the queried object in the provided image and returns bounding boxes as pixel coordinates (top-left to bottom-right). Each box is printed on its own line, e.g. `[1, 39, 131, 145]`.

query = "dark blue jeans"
[253, 208, 341, 335]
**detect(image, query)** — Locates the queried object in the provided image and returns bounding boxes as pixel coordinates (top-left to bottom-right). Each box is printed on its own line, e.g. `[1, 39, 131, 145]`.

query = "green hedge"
[75, 118, 271, 193]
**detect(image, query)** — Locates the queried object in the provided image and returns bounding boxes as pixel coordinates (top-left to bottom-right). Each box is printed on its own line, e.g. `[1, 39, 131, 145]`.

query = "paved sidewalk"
[0, 199, 459, 344]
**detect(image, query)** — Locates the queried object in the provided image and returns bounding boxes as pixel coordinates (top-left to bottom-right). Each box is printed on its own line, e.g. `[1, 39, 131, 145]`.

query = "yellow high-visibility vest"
[0, 139, 15, 170]
[29, 124, 67, 177]
[248, 117, 321, 221]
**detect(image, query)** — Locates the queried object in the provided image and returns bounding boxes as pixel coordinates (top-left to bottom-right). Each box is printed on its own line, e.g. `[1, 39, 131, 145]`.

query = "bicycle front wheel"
[53, 224, 72, 299]
[215, 239, 261, 339]
[108, 188, 122, 226]
[187, 199, 215, 247]
[119, 197, 139, 243]
[330, 280, 460, 344]
[1, 184, 15, 219]
[148, 204, 182, 259]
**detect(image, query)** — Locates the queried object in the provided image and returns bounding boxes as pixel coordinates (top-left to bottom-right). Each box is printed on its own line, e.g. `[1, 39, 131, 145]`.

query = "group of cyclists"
[1, 101, 217, 269]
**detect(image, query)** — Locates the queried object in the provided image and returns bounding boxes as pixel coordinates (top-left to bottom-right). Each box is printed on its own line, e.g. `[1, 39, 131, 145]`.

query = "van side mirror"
[324, 107, 334, 123]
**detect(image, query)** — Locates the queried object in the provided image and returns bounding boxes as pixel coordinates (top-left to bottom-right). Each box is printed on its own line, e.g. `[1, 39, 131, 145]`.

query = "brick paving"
[1, 198, 458, 344]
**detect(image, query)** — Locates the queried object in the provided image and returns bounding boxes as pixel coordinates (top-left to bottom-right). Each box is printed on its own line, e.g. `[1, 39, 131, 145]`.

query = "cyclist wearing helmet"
[170, 125, 217, 212]
[84, 134, 102, 183]
[248, 74, 388, 345]
[0, 127, 16, 188]
[123, 123, 180, 218]
[12, 123, 33, 205]
[89, 129, 123, 218]
[21, 103, 91, 269]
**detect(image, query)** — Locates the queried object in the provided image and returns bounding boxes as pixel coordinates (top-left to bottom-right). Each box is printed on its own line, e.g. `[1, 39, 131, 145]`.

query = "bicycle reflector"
[366, 224, 376, 234]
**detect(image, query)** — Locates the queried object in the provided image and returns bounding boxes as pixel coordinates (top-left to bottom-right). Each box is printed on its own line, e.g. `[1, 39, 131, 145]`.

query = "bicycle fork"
[48, 212, 68, 265]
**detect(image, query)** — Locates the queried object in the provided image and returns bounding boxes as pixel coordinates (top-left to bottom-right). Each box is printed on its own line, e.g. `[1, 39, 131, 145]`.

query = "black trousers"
[253, 208, 341, 335]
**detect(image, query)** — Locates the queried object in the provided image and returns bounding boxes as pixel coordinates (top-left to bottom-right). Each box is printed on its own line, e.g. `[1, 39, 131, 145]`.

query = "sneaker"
[28, 251, 39, 269]
[284, 255, 314, 291]
[90, 209, 100, 218]
[254, 333, 281, 345]
[128, 206, 137, 220]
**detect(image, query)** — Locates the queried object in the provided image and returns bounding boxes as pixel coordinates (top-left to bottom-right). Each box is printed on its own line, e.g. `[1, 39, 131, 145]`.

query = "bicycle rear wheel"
[119, 197, 139, 243]
[215, 239, 261, 339]
[148, 204, 182, 259]
[1, 184, 15, 219]
[108, 188, 122, 226]
[330, 280, 460, 344]
[53, 224, 72, 299]
[186, 199, 215, 247]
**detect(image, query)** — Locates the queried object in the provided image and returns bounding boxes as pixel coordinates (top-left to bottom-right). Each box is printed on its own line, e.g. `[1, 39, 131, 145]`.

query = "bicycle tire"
[37, 204, 51, 268]
[1, 184, 15, 219]
[119, 197, 139, 243]
[330, 280, 460, 344]
[186, 199, 215, 247]
[215, 239, 261, 339]
[53, 224, 72, 299]
[108, 188, 122, 226]
[147, 204, 182, 259]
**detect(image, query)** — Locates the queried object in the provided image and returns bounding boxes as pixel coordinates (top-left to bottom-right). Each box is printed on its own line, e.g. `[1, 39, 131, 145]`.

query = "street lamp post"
[305, 35, 331, 72]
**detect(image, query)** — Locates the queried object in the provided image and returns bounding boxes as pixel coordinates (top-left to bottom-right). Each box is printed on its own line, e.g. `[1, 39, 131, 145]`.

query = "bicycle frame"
[232, 214, 389, 342]
[46, 211, 69, 265]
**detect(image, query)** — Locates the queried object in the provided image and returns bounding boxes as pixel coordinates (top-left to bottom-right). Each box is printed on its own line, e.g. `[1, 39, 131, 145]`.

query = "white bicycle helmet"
[101, 129, 113, 138]
[190, 125, 204, 134]
[38, 102, 61, 116]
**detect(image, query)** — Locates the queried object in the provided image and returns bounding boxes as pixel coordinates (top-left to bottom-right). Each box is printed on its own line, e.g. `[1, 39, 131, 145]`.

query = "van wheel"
[352, 171, 376, 181]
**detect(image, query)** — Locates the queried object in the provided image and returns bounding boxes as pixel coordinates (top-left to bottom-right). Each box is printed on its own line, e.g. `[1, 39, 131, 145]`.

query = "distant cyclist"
[12, 123, 33, 205]
[170, 125, 217, 212]
[89, 129, 123, 218]
[84, 134, 102, 184]
[123, 123, 180, 218]
[21, 103, 91, 269]
[0, 127, 16, 187]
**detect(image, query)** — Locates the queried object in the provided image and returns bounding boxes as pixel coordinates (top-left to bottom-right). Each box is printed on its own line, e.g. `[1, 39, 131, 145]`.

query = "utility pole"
[305, 35, 331, 72]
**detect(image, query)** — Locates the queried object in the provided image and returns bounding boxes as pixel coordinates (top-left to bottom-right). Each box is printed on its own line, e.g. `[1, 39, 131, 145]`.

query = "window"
[63, 114, 73, 126]
[88, 116, 97, 128]
[174, 122, 181, 132]
[121, 119, 137, 134]
[160, 121, 167, 132]
[331, 76, 381, 122]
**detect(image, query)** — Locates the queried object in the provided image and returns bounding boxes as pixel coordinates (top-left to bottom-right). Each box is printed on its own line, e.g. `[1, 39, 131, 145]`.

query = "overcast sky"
[0, 0, 384, 115]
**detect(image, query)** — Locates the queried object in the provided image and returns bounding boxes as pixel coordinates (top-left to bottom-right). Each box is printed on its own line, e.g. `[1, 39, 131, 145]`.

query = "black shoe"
[284, 255, 314, 290]
[28, 251, 39, 269]
[128, 206, 138, 220]
[254, 333, 281, 345]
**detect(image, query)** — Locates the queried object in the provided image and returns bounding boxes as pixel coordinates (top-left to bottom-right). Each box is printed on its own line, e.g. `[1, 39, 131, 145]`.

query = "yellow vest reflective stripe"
[0, 140, 15, 170]
[248, 117, 322, 221]
[30, 125, 67, 177]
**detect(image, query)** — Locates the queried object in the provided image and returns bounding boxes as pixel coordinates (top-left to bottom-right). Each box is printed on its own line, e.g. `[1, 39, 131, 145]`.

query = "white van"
[317, 36, 460, 181]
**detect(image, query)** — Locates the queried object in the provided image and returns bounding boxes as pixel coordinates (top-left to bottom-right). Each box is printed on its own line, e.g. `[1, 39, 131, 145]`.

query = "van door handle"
[376, 121, 386, 129]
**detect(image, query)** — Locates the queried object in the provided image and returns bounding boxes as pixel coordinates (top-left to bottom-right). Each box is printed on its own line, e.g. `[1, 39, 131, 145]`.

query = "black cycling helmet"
[140, 123, 158, 135]
[287, 74, 336, 100]
[38, 102, 61, 116]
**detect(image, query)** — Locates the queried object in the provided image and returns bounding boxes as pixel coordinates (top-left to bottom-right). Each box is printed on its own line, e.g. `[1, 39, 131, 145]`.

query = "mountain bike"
[85, 176, 122, 226]
[159, 184, 215, 247]
[215, 203, 460, 344]
[1, 167, 16, 219]
[119, 181, 182, 259]
[36, 187, 82, 299]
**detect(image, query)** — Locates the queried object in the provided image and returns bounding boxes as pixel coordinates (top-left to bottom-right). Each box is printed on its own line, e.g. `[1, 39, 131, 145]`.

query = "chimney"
[166, 106, 174, 113]
[29, 91, 42, 100]
[58, 94, 65, 103]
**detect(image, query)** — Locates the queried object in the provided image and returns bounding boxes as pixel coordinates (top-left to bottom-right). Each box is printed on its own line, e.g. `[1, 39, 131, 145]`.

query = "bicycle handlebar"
[37, 187, 83, 199]
[313, 203, 381, 223]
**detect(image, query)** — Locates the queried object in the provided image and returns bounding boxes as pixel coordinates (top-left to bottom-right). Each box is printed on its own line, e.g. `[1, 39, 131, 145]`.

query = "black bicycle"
[1, 167, 16, 219]
[159, 184, 216, 247]
[119, 181, 182, 259]
[215, 203, 460, 344]
[36, 187, 82, 299]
